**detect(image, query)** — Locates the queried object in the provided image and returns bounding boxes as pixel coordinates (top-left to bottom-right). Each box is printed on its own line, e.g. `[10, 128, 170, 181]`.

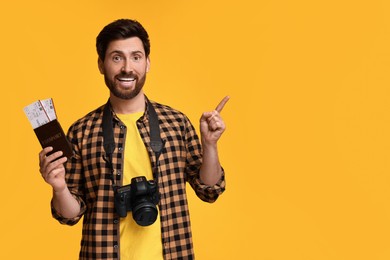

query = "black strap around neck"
[102, 99, 164, 187]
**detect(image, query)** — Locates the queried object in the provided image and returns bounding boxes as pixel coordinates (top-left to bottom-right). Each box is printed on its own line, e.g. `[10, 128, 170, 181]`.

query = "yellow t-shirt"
[116, 112, 163, 260]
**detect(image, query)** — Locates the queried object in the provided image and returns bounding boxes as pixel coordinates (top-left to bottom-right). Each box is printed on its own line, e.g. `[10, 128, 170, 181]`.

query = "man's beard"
[104, 72, 147, 100]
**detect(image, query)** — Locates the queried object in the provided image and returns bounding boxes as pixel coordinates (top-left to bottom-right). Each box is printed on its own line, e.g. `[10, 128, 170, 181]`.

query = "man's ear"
[98, 58, 104, 74]
[146, 56, 151, 73]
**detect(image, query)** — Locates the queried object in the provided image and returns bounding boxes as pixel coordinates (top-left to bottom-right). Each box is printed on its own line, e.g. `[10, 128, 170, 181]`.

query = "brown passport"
[33, 119, 73, 159]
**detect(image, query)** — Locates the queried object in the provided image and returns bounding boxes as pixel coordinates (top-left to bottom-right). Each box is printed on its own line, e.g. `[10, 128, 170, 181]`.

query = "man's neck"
[109, 92, 146, 114]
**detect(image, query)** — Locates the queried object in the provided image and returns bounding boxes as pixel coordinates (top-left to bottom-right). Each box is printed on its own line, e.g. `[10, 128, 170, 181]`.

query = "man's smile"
[117, 77, 136, 82]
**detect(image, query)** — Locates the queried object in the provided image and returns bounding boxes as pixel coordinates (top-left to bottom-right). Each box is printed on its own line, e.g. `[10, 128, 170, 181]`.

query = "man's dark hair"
[96, 19, 150, 61]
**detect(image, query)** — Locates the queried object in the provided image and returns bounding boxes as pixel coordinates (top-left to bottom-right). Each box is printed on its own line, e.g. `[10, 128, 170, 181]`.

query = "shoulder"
[67, 104, 105, 133]
[149, 100, 189, 123]
[148, 100, 199, 137]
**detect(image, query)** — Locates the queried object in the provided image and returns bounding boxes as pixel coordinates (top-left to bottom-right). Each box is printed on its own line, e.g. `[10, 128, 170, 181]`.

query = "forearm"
[199, 143, 223, 186]
[52, 187, 81, 219]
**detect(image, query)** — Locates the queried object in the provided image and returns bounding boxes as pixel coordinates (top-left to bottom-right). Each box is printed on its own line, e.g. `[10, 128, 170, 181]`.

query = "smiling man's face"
[98, 37, 150, 100]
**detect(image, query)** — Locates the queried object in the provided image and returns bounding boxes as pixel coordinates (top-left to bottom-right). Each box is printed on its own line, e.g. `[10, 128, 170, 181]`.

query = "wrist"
[53, 186, 67, 195]
[202, 143, 218, 153]
[201, 138, 218, 148]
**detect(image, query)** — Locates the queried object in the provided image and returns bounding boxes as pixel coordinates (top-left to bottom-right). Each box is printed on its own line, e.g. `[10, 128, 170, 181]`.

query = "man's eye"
[113, 56, 122, 62]
[132, 56, 141, 62]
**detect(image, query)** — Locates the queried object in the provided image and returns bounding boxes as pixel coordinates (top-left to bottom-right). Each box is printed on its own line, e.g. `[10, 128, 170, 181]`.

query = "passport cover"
[33, 119, 73, 159]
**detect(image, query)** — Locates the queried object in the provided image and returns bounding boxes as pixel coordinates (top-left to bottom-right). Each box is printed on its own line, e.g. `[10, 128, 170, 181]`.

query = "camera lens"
[132, 201, 158, 226]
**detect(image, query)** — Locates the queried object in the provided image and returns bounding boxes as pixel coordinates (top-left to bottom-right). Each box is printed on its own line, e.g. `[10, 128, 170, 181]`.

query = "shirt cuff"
[51, 194, 86, 226]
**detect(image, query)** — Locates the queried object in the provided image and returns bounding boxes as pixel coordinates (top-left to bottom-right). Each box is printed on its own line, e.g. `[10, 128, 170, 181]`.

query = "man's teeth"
[118, 78, 135, 82]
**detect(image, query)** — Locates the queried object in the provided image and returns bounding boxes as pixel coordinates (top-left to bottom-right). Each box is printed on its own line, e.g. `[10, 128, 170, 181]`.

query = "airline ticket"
[24, 98, 57, 129]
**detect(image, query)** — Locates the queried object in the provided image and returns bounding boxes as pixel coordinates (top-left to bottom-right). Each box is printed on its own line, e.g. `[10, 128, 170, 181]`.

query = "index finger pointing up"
[215, 96, 230, 113]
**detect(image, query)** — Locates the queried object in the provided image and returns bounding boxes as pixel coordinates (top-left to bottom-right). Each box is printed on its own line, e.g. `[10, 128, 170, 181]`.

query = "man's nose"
[121, 60, 133, 73]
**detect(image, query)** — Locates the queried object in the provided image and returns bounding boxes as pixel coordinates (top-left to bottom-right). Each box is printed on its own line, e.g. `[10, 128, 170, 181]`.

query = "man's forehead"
[107, 37, 145, 54]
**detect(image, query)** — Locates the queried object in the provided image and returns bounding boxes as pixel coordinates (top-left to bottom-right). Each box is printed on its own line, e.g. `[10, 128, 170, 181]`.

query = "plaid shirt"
[51, 98, 226, 260]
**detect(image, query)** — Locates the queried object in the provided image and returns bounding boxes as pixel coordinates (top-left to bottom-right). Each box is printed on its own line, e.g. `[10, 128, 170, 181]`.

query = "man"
[39, 19, 228, 260]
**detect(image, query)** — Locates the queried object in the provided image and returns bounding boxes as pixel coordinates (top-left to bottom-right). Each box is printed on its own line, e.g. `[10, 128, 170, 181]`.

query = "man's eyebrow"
[107, 50, 145, 56]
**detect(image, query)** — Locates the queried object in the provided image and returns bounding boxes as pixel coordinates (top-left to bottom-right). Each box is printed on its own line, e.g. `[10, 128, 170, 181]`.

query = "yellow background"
[2, 0, 390, 259]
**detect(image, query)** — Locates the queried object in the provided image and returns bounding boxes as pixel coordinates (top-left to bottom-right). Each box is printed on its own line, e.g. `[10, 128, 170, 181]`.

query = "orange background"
[2, 0, 390, 259]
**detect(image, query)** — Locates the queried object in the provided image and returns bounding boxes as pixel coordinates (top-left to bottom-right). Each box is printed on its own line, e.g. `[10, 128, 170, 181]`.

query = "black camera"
[114, 176, 159, 226]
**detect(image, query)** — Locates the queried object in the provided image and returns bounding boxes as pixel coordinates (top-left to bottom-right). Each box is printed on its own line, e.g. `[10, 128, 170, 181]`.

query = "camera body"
[114, 176, 159, 226]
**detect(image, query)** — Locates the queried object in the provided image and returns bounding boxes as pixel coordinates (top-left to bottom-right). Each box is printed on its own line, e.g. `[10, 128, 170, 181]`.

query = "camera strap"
[102, 97, 164, 188]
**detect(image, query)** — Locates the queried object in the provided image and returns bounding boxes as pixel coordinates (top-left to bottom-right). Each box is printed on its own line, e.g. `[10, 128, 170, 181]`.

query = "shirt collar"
[106, 95, 151, 124]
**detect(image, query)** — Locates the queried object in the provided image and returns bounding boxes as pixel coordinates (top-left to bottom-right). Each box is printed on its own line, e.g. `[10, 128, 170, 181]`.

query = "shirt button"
[118, 147, 123, 151]
[117, 170, 121, 176]
[114, 245, 118, 250]
[120, 125, 125, 129]
[114, 219, 119, 224]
